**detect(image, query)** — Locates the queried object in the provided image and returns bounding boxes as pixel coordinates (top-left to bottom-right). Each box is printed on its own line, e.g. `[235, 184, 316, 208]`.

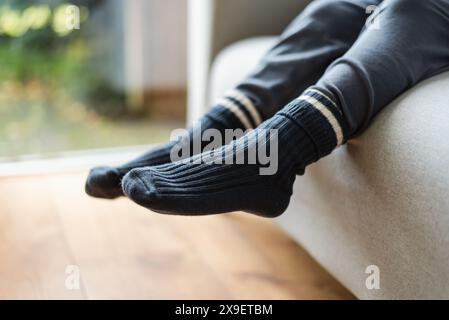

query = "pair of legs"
[86, 0, 449, 217]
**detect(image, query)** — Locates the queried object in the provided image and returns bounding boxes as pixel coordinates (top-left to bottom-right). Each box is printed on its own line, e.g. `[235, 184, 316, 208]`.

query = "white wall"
[141, 0, 187, 90]
[98, 0, 187, 92]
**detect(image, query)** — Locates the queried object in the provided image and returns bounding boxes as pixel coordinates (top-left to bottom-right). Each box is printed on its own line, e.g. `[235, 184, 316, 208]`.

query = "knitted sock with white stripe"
[85, 90, 262, 199]
[122, 88, 349, 217]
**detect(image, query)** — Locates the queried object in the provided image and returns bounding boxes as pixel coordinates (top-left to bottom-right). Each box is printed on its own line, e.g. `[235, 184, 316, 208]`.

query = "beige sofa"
[188, 0, 449, 299]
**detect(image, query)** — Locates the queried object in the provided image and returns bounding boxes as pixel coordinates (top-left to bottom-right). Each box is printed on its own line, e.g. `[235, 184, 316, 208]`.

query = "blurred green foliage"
[0, 0, 122, 112]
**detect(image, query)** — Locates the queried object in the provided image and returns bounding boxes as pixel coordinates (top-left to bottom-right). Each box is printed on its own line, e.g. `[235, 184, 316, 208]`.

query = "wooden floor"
[0, 172, 354, 299]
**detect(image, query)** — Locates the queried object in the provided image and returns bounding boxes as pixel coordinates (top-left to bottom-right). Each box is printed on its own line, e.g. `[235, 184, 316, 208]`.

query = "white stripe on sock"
[227, 90, 263, 126]
[306, 88, 340, 113]
[298, 95, 344, 146]
[217, 98, 253, 130]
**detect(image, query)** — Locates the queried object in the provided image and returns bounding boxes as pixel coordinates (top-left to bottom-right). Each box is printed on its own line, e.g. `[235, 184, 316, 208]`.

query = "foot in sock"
[85, 90, 262, 199]
[122, 88, 348, 217]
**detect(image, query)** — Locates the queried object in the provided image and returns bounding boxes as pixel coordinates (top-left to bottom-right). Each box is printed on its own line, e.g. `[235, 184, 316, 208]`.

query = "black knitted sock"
[122, 88, 349, 217]
[85, 90, 263, 199]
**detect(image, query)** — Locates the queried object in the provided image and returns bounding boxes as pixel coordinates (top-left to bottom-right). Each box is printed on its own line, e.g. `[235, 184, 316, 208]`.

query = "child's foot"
[85, 91, 262, 199]
[122, 88, 348, 217]
[85, 144, 175, 199]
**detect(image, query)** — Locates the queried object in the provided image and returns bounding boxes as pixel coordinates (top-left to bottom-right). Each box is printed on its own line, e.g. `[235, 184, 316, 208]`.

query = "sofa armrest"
[187, 0, 311, 123]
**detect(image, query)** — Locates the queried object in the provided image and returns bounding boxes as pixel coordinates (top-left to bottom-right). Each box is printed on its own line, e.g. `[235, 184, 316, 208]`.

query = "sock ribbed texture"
[85, 91, 262, 199]
[122, 88, 349, 217]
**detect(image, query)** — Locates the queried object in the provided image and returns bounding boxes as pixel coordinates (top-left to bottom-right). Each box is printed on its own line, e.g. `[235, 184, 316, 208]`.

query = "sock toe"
[85, 166, 124, 199]
[122, 168, 158, 207]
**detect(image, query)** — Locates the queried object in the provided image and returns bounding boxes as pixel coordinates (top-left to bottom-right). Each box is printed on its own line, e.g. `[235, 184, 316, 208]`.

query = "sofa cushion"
[209, 37, 449, 299]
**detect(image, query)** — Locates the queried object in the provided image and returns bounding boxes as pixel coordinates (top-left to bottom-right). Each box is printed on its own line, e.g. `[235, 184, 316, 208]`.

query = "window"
[0, 0, 186, 162]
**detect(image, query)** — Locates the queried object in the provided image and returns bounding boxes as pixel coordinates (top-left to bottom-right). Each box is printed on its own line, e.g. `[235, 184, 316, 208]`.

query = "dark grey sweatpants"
[236, 0, 449, 136]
